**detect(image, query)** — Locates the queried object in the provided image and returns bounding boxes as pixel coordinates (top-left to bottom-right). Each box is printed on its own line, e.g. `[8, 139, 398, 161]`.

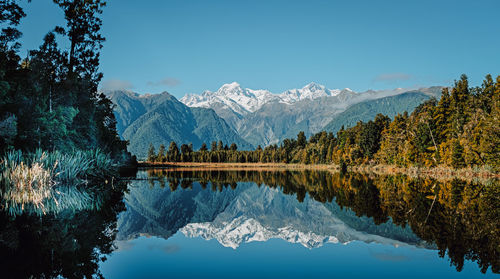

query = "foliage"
[148, 74, 499, 171]
[113, 92, 252, 159]
[0, 149, 115, 215]
[0, 0, 129, 160]
[146, 169, 500, 273]
[0, 179, 127, 278]
[323, 91, 436, 133]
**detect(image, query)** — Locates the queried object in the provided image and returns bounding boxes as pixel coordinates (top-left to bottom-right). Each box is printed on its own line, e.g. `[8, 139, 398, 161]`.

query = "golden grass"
[138, 161, 500, 181]
[0, 149, 114, 215]
[2, 162, 55, 210]
[350, 164, 500, 181]
[138, 161, 339, 171]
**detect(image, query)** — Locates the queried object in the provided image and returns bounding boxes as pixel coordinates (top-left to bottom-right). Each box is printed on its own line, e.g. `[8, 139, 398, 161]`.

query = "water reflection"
[121, 169, 499, 274]
[0, 181, 127, 278]
[0, 169, 498, 278]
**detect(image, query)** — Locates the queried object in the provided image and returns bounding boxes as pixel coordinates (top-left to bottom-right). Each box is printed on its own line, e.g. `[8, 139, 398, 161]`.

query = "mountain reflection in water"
[0, 169, 498, 278]
[119, 169, 498, 274]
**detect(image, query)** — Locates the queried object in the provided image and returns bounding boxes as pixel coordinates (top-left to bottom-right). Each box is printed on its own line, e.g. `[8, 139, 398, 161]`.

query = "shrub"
[0, 149, 114, 215]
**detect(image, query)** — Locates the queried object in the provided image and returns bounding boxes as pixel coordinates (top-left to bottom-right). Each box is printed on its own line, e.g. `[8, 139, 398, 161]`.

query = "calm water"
[1, 169, 498, 278]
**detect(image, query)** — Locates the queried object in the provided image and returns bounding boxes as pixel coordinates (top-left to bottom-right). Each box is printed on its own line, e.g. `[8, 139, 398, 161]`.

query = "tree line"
[0, 0, 129, 161]
[147, 74, 499, 171]
[144, 168, 499, 273]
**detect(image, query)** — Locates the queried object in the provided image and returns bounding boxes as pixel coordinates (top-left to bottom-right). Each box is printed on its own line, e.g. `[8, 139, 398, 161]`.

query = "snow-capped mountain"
[181, 216, 341, 249]
[180, 185, 418, 249]
[278, 82, 353, 104]
[180, 216, 411, 249]
[179, 82, 441, 147]
[117, 175, 424, 249]
[180, 82, 355, 115]
[181, 82, 279, 115]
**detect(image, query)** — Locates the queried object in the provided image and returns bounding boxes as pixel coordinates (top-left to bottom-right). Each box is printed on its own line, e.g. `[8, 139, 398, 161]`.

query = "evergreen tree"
[450, 74, 470, 136]
[479, 74, 495, 113]
[451, 139, 466, 169]
[200, 143, 208, 151]
[154, 74, 499, 171]
[51, 0, 126, 156]
[230, 143, 237, 151]
[434, 88, 452, 143]
[147, 143, 156, 162]
[359, 121, 379, 158]
[157, 144, 166, 162]
[297, 131, 306, 148]
[478, 75, 500, 168]
[180, 144, 190, 154]
[168, 141, 180, 162]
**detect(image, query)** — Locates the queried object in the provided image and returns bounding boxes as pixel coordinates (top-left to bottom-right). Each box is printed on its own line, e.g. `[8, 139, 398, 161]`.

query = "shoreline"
[137, 162, 499, 180]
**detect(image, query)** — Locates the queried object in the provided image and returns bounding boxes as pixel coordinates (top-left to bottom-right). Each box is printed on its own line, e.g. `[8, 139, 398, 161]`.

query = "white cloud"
[100, 79, 134, 91]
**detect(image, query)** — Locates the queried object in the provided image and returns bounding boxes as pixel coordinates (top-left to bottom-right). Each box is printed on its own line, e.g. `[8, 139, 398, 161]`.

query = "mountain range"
[180, 82, 441, 147]
[117, 177, 425, 249]
[107, 82, 442, 157]
[181, 82, 353, 115]
[105, 90, 252, 158]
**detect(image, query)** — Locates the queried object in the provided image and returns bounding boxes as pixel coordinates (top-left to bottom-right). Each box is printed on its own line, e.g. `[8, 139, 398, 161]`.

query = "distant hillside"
[323, 91, 437, 133]
[105, 90, 175, 134]
[105, 86, 442, 156]
[119, 177, 421, 248]
[106, 90, 252, 159]
[181, 82, 443, 147]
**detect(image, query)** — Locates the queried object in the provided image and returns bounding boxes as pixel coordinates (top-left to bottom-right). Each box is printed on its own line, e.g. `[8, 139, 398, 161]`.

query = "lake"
[1, 169, 498, 278]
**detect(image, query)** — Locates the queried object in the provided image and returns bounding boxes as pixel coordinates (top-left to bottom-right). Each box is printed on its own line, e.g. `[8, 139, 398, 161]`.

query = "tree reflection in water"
[145, 168, 499, 274]
[0, 169, 498, 277]
[0, 181, 127, 279]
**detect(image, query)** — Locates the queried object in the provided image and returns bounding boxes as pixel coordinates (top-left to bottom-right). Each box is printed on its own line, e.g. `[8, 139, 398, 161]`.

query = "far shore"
[137, 161, 499, 181]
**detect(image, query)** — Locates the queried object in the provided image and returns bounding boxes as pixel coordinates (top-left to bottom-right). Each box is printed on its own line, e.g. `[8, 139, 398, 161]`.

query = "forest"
[0, 0, 128, 157]
[143, 168, 499, 274]
[147, 74, 499, 172]
[0, 1, 131, 211]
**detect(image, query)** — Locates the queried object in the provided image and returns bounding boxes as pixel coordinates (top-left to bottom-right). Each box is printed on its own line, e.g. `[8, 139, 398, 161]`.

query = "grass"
[138, 161, 500, 181]
[0, 149, 114, 216]
[350, 164, 500, 181]
[138, 161, 339, 171]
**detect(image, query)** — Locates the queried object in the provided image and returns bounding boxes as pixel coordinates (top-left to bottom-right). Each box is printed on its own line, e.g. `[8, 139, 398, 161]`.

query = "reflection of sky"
[101, 233, 496, 279]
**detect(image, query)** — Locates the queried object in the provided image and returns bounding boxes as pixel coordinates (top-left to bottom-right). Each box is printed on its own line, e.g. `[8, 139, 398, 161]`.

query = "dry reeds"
[0, 149, 113, 215]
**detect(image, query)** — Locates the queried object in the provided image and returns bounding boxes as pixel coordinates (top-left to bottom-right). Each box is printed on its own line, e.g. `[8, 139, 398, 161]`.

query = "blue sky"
[18, 0, 500, 98]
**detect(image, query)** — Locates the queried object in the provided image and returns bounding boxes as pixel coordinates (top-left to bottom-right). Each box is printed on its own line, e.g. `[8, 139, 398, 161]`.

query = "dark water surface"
[1, 169, 498, 278]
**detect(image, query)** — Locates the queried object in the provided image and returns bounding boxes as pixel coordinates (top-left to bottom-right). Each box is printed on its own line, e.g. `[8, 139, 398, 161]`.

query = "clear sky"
[17, 0, 500, 98]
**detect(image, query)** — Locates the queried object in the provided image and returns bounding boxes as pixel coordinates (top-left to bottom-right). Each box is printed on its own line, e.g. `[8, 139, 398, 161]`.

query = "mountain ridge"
[106, 90, 252, 158]
[118, 179, 424, 250]
[180, 82, 357, 115]
[105, 83, 443, 153]
[179, 82, 442, 146]
[324, 88, 443, 133]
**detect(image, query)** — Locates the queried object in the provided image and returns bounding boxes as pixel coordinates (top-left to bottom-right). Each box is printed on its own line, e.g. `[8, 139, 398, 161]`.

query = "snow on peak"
[179, 185, 413, 250]
[180, 215, 411, 250]
[303, 82, 325, 91]
[180, 82, 354, 114]
[180, 216, 340, 249]
[217, 82, 243, 95]
[278, 82, 350, 103]
[221, 81, 241, 89]
[181, 82, 277, 115]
